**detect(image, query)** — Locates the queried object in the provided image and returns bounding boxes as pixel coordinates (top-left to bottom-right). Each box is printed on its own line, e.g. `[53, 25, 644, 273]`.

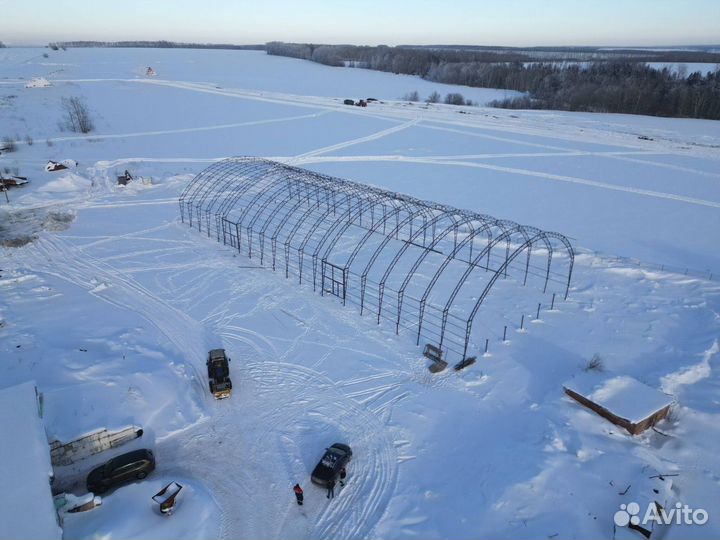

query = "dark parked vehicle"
[86, 449, 155, 494]
[311, 443, 352, 487]
[207, 348, 232, 399]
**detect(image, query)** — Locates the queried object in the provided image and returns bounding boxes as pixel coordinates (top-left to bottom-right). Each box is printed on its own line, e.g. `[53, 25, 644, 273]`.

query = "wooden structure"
[50, 425, 144, 467]
[454, 356, 476, 371]
[424, 343, 448, 372]
[152, 481, 183, 515]
[117, 170, 133, 186]
[564, 375, 673, 435]
[0, 176, 28, 189]
[45, 161, 68, 172]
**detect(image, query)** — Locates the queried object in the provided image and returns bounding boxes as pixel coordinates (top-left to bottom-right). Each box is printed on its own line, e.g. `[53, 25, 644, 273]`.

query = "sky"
[2, 0, 719, 47]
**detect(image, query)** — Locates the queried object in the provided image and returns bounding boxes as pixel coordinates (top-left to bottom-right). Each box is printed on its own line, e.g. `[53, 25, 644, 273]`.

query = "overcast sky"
[3, 0, 719, 47]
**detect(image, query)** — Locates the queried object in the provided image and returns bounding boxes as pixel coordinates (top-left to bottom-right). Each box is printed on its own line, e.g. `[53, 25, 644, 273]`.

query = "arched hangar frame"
[180, 157, 574, 361]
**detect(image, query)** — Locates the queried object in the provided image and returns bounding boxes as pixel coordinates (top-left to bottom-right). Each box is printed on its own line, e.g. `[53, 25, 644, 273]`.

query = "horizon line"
[3, 40, 720, 50]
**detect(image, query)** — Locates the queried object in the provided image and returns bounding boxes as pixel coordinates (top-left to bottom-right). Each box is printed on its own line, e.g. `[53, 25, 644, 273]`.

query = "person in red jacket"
[293, 483, 304, 505]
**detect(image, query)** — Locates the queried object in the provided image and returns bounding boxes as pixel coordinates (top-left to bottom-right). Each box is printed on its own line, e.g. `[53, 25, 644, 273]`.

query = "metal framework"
[180, 157, 574, 360]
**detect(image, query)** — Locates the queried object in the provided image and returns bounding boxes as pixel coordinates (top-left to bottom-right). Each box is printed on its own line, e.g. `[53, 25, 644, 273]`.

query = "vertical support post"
[484, 338, 489, 354]
[551, 293, 556, 310]
[342, 267, 347, 306]
[520, 315, 525, 330]
[536, 303, 541, 320]
[395, 292, 404, 334]
[462, 319, 472, 361]
[319, 259, 324, 296]
[416, 300, 426, 345]
[503, 325, 507, 341]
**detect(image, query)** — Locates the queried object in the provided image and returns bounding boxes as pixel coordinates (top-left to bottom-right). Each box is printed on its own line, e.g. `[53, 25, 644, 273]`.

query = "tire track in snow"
[290, 118, 420, 162]
[244, 361, 399, 540]
[48, 77, 719, 160]
[293, 154, 720, 209]
[23, 234, 210, 411]
[13, 110, 332, 146]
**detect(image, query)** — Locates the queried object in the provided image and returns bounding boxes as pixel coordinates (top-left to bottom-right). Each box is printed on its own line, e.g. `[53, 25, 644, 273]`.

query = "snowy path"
[22, 224, 403, 539]
[23, 234, 210, 408]
[292, 154, 720, 208]
[12, 110, 332, 146]
[45, 77, 717, 158]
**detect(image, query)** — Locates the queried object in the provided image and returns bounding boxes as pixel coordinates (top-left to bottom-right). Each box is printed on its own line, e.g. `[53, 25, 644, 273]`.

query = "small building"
[0, 381, 62, 539]
[564, 375, 673, 435]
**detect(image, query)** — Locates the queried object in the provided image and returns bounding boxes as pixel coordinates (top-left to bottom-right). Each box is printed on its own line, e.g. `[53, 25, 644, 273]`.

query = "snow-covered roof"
[0, 381, 62, 540]
[565, 374, 674, 424]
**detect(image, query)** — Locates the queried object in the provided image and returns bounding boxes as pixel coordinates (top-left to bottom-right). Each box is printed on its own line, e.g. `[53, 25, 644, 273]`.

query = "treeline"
[266, 42, 527, 72]
[0, 41, 5, 48]
[58, 41, 264, 50]
[405, 44, 720, 64]
[266, 42, 720, 119]
[487, 63, 720, 119]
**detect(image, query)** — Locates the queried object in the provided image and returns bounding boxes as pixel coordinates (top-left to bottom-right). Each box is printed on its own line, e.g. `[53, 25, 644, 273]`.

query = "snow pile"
[37, 173, 92, 193]
[62, 476, 219, 540]
[25, 77, 51, 88]
[0, 381, 62, 540]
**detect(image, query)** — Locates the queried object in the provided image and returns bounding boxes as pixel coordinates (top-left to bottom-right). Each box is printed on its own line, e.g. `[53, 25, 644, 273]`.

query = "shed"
[564, 375, 673, 435]
[0, 381, 62, 539]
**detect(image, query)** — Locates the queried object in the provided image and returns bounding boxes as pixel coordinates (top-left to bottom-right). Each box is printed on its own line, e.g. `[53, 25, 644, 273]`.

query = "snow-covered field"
[1, 47, 719, 539]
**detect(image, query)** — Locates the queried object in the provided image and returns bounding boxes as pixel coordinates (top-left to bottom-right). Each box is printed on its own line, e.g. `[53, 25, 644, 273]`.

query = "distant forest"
[58, 41, 264, 51]
[266, 42, 720, 119]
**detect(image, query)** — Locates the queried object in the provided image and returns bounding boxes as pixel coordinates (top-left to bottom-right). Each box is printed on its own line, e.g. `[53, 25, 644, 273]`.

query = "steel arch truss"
[180, 157, 574, 360]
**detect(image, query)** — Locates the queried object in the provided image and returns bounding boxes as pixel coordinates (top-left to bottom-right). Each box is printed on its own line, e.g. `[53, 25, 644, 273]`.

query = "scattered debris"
[584, 353, 604, 372]
[454, 356, 476, 371]
[0, 176, 29, 189]
[648, 473, 679, 480]
[54, 492, 102, 515]
[638, 135, 654, 141]
[25, 77, 52, 88]
[45, 161, 67, 172]
[152, 481, 183, 515]
[145, 67, 156, 77]
[117, 170, 133, 186]
[356, 99, 367, 107]
[563, 375, 674, 435]
[45, 159, 77, 173]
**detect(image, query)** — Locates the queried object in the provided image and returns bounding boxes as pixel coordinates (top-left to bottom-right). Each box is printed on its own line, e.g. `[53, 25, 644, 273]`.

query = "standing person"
[326, 479, 335, 499]
[293, 483, 304, 506]
[339, 467, 347, 487]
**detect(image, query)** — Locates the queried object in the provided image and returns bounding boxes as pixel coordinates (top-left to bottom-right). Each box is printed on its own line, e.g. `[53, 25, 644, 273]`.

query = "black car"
[86, 449, 155, 494]
[311, 443, 352, 487]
